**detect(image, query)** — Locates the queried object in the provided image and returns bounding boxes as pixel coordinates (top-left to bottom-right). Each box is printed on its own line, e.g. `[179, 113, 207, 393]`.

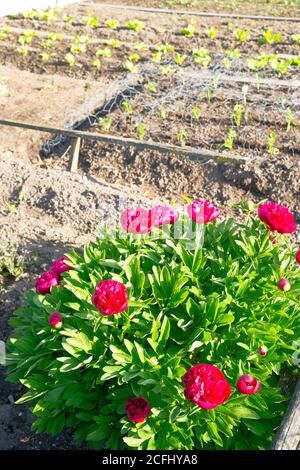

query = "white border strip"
[0, 1, 81, 17]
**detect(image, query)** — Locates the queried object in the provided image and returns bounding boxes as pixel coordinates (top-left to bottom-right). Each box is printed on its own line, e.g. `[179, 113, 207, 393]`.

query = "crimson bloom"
[258, 201, 296, 234]
[92, 280, 128, 315]
[35, 271, 60, 295]
[237, 374, 261, 395]
[151, 205, 180, 227]
[125, 397, 151, 423]
[121, 208, 152, 234]
[49, 312, 63, 329]
[187, 200, 220, 224]
[51, 256, 72, 275]
[183, 364, 231, 410]
[296, 250, 300, 265]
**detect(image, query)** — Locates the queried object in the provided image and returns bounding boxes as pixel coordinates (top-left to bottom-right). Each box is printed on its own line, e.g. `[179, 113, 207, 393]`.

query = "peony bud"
[35, 271, 60, 295]
[278, 278, 291, 292]
[49, 311, 63, 329]
[246, 200, 255, 212]
[51, 256, 72, 275]
[258, 345, 267, 356]
[237, 374, 261, 395]
[296, 249, 300, 265]
[125, 396, 151, 423]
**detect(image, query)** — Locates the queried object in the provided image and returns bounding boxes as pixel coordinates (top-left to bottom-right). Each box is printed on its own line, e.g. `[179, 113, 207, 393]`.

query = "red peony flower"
[121, 208, 153, 234]
[51, 256, 72, 275]
[49, 311, 63, 329]
[183, 364, 231, 410]
[258, 345, 267, 356]
[296, 249, 300, 265]
[92, 280, 128, 315]
[186, 200, 220, 224]
[258, 201, 296, 234]
[35, 271, 60, 295]
[237, 374, 261, 395]
[278, 278, 291, 292]
[150, 205, 180, 227]
[125, 396, 151, 423]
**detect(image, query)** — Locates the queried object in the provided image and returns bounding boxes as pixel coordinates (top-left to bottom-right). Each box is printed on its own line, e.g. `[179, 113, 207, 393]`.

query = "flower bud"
[278, 278, 291, 291]
[296, 249, 300, 265]
[246, 200, 255, 212]
[49, 312, 63, 329]
[237, 374, 260, 395]
[258, 345, 267, 356]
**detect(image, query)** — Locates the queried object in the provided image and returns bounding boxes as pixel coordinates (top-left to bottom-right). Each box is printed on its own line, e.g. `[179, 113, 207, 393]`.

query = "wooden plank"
[85, 2, 300, 22]
[272, 379, 300, 450]
[68, 137, 81, 172]
[0, 117, 248, 163]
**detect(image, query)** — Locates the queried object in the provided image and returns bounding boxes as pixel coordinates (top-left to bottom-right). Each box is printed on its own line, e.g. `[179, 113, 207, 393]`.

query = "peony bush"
[7, 200, 300, 450]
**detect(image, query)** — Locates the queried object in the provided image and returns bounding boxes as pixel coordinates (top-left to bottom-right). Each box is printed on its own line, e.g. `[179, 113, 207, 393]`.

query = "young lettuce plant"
[95, 48, 112, 58]
[83, 15, 99, 28]
[259, 30, 282, 45]
[124, 61, 138, 73]
[191, 106, 201, 123]
[104, 39, 122, 49]
[193, 49, 211, 69]
[222, 128, 237, 150]
[234, 28, 251, 42]
[122, 99, 133, 114]
[105, 19, 119, 30]
[180, 23, 196, 37]
[0, 28, 12, 41]
[134, 42, 149, 51]
[174, 53, 187, 66]
[267, 131, 280, 156]
[206, 27, 218, 39]
[126, 20, 145, 33]
[230, 104, 246, 128]
[144, 82, 158, 93]
[98, 117, 113, 131]
[92, 58, 101, 69]
[178, 128, 188, 146]
[135, 123, 146, 140]
[286, 107, 296, 132]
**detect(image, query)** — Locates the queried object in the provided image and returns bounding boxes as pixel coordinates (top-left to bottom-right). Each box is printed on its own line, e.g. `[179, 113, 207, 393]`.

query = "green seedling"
[124, 61, 138, 73]
[83, 15, 99, 28]
[174, 53, 187, 65]
[230, 104, 246, 127]
[191, 106, 201, 122]
[144, 82, 157, 93]
[95, 48, 112, 57]
[122, 99, 133, 114]
[104, 39, 122, 48]
[206, 26, 218, 39]
[98, 116, 112, 131]
[126, 20, 145, 32]
[234, 28, 251, 41]
[259, 29, 282, 44]
[222, 128, 237, 150]
[180, 23, 195, 37]
[135, 123, 146, 140]
[105, 19, 119, 29]
[267, 131, 280, 156]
